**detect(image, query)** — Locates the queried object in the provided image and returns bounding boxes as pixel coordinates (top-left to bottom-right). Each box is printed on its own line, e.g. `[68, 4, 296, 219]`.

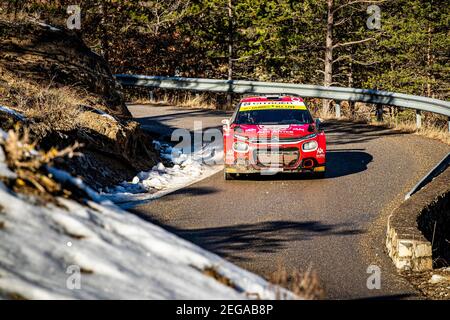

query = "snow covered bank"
[102, 141, 223, 207]
[0, 140, 294, 299]
[0, 183, 295, 299]
[0, 187, 295, 299]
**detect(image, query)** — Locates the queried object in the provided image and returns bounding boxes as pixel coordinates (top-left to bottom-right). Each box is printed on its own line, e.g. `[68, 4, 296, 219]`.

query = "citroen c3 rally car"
[222, 96, 326, 180]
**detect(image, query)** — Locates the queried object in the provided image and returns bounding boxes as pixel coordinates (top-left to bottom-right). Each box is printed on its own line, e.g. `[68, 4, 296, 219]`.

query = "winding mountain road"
[128, 103, 449, 299]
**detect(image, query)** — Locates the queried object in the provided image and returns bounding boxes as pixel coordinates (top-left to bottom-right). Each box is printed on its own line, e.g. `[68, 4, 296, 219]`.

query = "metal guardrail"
[115, 74, 450, 131]
[405, 153, 450, 200]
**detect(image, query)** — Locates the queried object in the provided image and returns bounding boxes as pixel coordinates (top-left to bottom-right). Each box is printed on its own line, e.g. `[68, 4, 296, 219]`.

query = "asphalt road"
[128, 103, 450, 299]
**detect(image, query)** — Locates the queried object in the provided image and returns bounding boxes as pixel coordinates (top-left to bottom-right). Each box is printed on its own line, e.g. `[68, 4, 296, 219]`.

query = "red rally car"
[222, 95, 326, 180]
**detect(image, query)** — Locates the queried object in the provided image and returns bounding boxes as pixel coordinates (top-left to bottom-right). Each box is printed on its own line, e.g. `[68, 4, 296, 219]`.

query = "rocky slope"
[0, 19, 158, 189]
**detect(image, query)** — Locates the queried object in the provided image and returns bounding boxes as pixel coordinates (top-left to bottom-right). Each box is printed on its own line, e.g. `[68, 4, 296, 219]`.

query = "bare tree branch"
[351, 59, 380, 66]
[334, 17, 351, 27]
[332, 0, 386, 15]
[231, 51, 264, 62]
[333, 55, 352, 64]
[333, 37, 375, 49]
[332, 54, 380, 65]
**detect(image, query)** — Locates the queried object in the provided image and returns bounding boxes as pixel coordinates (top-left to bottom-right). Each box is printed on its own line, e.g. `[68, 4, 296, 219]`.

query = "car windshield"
[234, 106, 313, 125]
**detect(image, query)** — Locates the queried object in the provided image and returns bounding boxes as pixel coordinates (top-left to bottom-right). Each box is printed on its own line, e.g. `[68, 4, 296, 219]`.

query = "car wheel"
[314, 171, 326, 179]
[224, 171, 235, 180]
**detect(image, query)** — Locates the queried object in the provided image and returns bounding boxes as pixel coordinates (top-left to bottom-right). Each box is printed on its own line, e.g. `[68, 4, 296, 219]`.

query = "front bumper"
[224, 164, 326, 174]
[224, 145, 326, 174]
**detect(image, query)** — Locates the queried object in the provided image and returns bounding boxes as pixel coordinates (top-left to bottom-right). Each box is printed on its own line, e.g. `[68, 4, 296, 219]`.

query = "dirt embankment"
[0, 19, 158, 189]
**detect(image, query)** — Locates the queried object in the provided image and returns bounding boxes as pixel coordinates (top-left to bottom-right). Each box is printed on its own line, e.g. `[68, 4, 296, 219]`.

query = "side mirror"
[222, 119, 230, 127]
[315, 118, 322, 131]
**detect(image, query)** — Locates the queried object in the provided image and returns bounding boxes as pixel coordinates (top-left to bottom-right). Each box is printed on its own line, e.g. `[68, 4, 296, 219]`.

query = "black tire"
[224, 171, 235, 180]
[314, 171, 326, 179]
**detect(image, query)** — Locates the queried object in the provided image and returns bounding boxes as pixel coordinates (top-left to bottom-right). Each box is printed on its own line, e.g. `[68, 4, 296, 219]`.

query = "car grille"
[253, 148, 299, 168]
[249, 133, 316, 144]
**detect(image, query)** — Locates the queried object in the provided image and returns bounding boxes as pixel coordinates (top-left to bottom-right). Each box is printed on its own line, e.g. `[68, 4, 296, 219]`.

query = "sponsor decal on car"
[258, 125, 290, 130]
[253, 125, 305, 135]
[316, 147, 325, 158]
[239, 101, 307, 112]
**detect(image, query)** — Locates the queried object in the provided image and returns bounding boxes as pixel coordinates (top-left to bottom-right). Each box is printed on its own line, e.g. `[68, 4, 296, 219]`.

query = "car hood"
[232, 124, 313, 138]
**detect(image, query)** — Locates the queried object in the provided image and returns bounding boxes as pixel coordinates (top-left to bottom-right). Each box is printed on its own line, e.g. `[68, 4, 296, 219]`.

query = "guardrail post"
[335, 101, 341, 118]
[375, 106, 383, 122]
[149, 89, 154, 102]
[416, 110, 422, 129]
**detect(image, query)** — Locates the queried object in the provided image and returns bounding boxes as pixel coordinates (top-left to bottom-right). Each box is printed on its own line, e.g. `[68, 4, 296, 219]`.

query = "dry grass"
[0, 289, 28, 300]
[2, 126, 81, 172]
[0, 4, 65, 26]
[316, 107, 336, 120]
[0, 125, 81, 200]
[313, 102, 450, 145]
[174, 93, 216, 109]
[0, 70, 89, 136]
[131, 92, 217, 109]
[369, 120, 450, 145]
[200, 264, 325, 300]
[0, 6, 36, 22]
[202, 266, 238, 290]
[268, 263, 325, 300]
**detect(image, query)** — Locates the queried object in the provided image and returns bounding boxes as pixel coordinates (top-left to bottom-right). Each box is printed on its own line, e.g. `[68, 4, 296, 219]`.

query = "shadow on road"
[233, 149, 373, 181]
[130, 211, 366, 262]
[325, 150, 373, 178]
[165, 186, 219, 197]
[323, 120, 406, 146]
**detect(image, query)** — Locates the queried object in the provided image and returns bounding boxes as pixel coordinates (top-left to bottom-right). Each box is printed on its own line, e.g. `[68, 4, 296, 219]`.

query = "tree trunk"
[226, 0, 233, 110]
[426, 25, 433, 98]
[323, 0, 334, 113]
[99, 2, 109, 63]
[348, 58, 355, 118]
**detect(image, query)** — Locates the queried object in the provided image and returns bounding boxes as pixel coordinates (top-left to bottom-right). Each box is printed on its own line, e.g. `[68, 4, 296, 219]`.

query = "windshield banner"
[239, 101, 306, 112]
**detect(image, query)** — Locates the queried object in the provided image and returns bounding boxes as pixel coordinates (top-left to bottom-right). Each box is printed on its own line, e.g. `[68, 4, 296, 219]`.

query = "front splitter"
[224, 165, 325, 174]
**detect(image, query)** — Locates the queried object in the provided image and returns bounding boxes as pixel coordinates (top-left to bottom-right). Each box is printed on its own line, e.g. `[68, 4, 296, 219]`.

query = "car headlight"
[232, 141, 249, 153]
[302, 140, 318, 152]
[234, 134, 248, 141]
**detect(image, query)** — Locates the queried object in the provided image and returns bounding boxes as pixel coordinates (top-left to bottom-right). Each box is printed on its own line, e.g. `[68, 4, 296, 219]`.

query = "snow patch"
[90, 108, 117, 122]
[0, 105, 26, 121]
[47, 166, 106, 204]
[0, 147, 16, 179]
[34, 21, 61, 32]
[0, 180, 294, 299]
[102, 141, 223, 205]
